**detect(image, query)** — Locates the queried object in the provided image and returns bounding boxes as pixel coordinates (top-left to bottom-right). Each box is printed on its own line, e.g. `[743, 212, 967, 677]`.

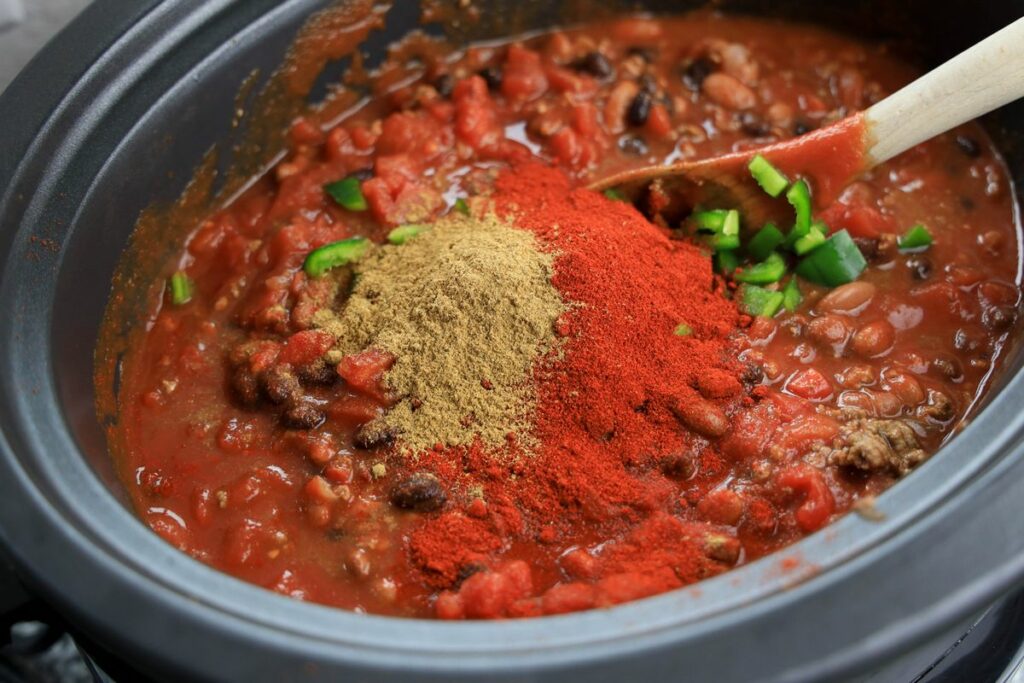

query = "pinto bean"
[672, 398, 730, 438]
[605, 80, 641, 134]
[850, 320, 895, 358]
[702, 73, 757, 110]
[818, 282, 876, 315]
[703, 534, 741, 564]
[885, 371, 925, 405]
[838, 364, 876, 389]
[807, 315, 852, 350]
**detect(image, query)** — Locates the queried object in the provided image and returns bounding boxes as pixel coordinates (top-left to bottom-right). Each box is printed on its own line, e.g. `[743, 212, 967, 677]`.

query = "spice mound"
[406, 165, 747, 615]
[315, 212, 565, 453]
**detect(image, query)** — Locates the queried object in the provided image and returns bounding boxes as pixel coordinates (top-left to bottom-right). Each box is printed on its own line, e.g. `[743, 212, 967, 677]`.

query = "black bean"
[574, 51, 614, 79]
[296, 359, 337, 386]
[627, 90, 653, 127]
[454, 562, 487, 587]
[960, 196, 975, 212]
[433, 73, 455, 98]
[351, 167, 374, 181]
[793, 120, 815, 136]
[619, 135, 649, 156]
[740, 363, 765, 387]
[906, 255, 933, 280]
[627, 46, 657, 63]
[263, 366, 302, 405]
[983, 306, 1015, 332]
[682, 56, 716, 90]
[231, 366, 262, 407]
[390, 472, 447, 512]
[740, 112, 771, 138]
[282, 400, 325, 430]
[955, 134, 981, 158]
[853, 237, 880, 262]
[354, 424, 396, 450]
[479, 66, 503, 91]
[661, 451, 697, 479]
[638, 73, 658, 93]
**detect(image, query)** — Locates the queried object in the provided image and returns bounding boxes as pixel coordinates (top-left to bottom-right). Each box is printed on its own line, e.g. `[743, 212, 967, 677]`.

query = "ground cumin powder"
[314, 212, 565, 452]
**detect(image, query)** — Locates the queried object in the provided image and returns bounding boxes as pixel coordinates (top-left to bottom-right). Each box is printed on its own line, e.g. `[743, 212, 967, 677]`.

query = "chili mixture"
[106, 14, 1022, 619]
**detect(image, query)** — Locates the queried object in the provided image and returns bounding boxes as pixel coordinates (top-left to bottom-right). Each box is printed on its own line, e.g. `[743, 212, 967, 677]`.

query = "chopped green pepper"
[303, 237, 370, 278]
[785, 180, 812, 246]
[898, 224, 933, 251]
[715, 249, 740, 275]
[710, 209, 741, 251]
[324, 177, 368, 211]
[747, 223, 785, 262]
[387, 224, 426, 245]
[454, 198, 470, 216]
[735, 252, 787, 285]
[673, 323, 693, 336]
[603, 188, 627, 202]
[795, 229, 866, 287]
[169, 271, 193, 306]
[741, 284, 784, 318]
[694, 209, 728, 233]
[793, 223, 827, 256]
[748, 155, 790, 198]
[782, 277, 803, 312]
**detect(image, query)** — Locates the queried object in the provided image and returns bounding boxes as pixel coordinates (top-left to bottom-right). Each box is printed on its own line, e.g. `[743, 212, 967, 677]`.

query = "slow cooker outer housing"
[1, 1, 1024, 681]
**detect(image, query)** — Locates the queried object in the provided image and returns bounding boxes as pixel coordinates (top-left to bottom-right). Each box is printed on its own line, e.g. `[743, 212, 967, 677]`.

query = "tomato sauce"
[107, 14, 1021, 618]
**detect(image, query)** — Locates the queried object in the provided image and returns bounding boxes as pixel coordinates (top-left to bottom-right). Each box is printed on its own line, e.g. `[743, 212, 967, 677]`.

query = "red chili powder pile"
[406, 164, 748, 615]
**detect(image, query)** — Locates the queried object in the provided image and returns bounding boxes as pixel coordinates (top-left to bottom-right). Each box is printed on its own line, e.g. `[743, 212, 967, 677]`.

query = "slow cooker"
[1, 1, 1024, 680]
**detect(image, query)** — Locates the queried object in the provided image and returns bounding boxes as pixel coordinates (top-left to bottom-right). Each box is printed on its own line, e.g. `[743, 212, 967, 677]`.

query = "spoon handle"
[864, 17, 1024, 167]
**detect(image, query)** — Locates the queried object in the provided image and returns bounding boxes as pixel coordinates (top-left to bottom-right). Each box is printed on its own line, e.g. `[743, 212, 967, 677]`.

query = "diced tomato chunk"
[786, 368, 834, 401]
[501, 45, 548, 102]
[776, 414, 840, 454]
[278, 330, 335, 366]
[720, 403, 779, 461]
[817, 201, 895, 239]
[776, 467, 835, 532]
[327, 395, 383, 424]
[337, 349, 396, 401]
[436, 560, 534, 619]
[453, 76, 502, 150]
[645, 104, 672, 138]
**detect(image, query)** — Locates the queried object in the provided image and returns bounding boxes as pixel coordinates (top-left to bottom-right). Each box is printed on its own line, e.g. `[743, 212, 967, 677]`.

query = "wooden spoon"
[588, 17, 1024, 226]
